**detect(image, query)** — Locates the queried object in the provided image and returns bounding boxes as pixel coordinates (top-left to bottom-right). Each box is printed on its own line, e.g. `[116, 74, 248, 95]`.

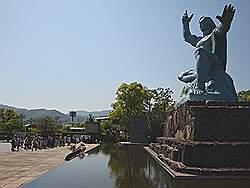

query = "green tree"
[147, 87, 174, 139]
[110, 82, 173, 140]
[110, 82, 151, 137]
[74, 122, 85, 128]
[36, 116, 62, 136]
[100, 120, 121, 141]
[0, 109, 24, 134]
[238, 90, 250, 101]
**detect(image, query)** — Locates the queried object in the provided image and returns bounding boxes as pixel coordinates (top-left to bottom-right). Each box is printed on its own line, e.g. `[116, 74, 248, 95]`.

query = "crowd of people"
[10, 135, 86, 152]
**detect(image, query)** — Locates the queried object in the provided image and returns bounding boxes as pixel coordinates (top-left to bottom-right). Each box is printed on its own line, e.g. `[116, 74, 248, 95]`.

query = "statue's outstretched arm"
[182, 10, 200, 47]
[215, 4, 236, 35]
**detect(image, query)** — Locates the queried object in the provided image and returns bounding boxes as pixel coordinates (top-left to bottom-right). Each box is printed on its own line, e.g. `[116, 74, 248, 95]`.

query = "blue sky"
[0, 0, 249, 113]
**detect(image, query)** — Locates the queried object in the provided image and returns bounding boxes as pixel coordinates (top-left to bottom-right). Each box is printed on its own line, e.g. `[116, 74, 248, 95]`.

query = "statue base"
[151, 101, 250, 176]
[177, 84, 237, 106]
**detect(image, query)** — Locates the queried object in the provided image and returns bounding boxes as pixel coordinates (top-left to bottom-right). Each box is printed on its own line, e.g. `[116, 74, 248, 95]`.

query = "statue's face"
[199, 17, 215, 35]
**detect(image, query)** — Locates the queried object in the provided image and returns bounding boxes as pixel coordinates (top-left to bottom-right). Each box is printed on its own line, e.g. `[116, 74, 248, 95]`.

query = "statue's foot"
[192, 87, 205, 95]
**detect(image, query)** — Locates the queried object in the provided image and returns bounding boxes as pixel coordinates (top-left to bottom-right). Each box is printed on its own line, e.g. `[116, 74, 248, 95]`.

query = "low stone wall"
[154, 137, 250, 168]
[149, 140, 250, 176]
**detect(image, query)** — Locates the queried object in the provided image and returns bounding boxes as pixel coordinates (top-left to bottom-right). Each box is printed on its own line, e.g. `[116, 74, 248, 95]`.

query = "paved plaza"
[0, 143, 11, 153]
[0, 143, 98, 188]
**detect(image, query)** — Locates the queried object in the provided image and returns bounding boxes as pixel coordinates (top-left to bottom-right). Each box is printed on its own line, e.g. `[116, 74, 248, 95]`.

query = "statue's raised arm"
[216, 4, 236, 34]
[182, 10, 201, 47]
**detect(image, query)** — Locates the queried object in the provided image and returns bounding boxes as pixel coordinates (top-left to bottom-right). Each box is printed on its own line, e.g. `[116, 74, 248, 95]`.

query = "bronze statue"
[177, 4, 237, 104]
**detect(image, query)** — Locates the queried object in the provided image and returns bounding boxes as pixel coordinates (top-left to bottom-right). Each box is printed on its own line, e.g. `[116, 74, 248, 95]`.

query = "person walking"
[11, 136, 16, 152]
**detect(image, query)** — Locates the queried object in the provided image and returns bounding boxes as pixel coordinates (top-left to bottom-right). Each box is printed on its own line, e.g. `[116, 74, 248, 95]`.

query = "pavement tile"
[0, 144, 98, 187]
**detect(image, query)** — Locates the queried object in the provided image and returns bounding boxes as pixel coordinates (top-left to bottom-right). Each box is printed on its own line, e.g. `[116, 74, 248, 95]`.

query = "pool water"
[22, 144, 171, 188]
[22, 144, 250, 188]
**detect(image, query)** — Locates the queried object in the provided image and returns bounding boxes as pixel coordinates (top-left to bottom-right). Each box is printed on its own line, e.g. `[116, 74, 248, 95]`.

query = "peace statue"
[177, 4, 237, 105]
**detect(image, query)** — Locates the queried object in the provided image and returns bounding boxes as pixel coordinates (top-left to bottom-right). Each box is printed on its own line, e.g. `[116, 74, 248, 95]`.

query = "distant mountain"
[0, 104, 27, 114]
[76, 110, 111, 117]
[0, 104, 70, 123]
[0, 104, 111, 124]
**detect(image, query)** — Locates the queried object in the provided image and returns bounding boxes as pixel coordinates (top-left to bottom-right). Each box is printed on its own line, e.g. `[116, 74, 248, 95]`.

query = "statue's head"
[199, 16, 216, 35]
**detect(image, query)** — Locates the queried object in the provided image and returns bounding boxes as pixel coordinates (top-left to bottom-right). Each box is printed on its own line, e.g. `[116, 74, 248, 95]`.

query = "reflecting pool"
[22, 144, 250, 188]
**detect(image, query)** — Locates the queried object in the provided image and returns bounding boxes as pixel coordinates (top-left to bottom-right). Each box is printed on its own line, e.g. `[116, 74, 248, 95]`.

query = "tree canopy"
[147, 87, 174, 138]
[36, 116, 62, 136]
[238, 90, 250, 102]
[0, 109, 24, 134]
[100, 120, 121, 142]
[110, 82, 151, 130]
[109, 82, 174, 140]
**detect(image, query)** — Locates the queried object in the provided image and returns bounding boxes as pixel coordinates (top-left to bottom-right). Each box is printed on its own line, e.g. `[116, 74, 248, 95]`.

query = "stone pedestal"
[150, 101, 250, 176]
[164, 101, 250, 141]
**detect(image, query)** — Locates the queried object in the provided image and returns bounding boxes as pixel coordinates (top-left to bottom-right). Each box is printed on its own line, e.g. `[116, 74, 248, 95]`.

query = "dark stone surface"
[164, 101, 250, 142]
[155, 137, 250, 168]
[85, 122, 100, 134]
[156, 101, 250, 175]
[129, 115, 148, 143]
[148, 143, 250, 176]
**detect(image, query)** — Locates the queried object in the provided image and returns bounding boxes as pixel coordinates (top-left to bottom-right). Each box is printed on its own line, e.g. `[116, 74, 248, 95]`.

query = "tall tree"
[110, 82, 151, 133]
[36, 116, 61, 136]
[110, 82, 173, 140]
[0, 109, 24, 134]
[147, 87, 174, 139]
[100, 120, 121, 142]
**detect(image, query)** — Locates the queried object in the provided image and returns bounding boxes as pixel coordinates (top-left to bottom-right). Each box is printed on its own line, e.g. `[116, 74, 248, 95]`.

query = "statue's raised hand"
[182, 10, 194, 25]
[216, 4, 235, 33]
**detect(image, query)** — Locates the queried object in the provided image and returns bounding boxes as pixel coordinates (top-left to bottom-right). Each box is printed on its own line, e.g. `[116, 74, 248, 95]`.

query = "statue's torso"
[196, 33, 213, 53]
[195, 29, 227, 70]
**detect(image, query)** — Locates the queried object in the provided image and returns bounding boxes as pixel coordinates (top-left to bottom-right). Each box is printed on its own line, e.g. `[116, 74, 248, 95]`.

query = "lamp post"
[69, 111, 77, 124]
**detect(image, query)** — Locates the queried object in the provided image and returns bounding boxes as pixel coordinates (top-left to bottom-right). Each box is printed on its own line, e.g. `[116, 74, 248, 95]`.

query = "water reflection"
[102, 144, 169, 188]
[23, 144, 250, 188]
[102, 144, 250, 188]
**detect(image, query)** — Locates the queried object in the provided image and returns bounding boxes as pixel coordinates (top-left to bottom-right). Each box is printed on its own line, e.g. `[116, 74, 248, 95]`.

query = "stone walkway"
[0, 144, 98, 188]
[0, 143, 11, 153]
